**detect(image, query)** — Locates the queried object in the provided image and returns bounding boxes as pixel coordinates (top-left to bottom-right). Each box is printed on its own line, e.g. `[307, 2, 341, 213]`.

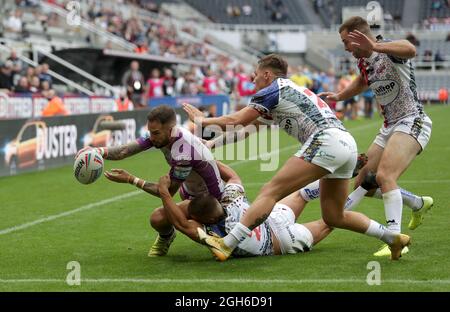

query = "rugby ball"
[73, 149, 103, 184]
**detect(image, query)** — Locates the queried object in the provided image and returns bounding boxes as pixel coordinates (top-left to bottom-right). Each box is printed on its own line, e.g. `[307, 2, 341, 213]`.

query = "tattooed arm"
[75, 141, 146, 161]
[104, 141, 146, 160]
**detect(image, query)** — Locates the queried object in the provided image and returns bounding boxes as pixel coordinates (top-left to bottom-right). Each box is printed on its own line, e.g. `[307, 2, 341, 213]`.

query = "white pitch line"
[0, 278, 449, 285]
[0, 121, 380, 237]
[0, 191, 142, 236]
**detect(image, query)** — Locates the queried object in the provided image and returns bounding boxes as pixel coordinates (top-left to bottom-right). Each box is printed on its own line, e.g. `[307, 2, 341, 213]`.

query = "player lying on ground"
[76, 105, 226, 256]
[209, 129, 433, 256]
[157, 164, 333, 258]
[319, 16, 433, 256]
[183, 53, 410, 261]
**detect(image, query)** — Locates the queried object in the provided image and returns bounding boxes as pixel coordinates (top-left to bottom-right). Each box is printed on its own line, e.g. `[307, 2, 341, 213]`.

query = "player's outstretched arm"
[158, 175, 203, 243]
[206, 122, 260, 149]
[104, 168, 160, 196]
[182, 103, 260, 130]
[319, 74, 367, 102]
[373, 39, 416, 59]
[76, 141, 146, 161]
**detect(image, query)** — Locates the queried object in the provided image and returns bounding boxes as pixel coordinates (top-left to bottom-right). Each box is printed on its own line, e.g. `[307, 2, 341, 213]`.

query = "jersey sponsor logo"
[279, 117, 300, 139]
[371, 80, 400, 104]
[172, 166, 192, 180]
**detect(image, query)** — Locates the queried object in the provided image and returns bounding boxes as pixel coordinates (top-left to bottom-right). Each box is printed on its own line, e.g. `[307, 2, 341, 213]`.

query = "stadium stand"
[184, 0, 311, 25]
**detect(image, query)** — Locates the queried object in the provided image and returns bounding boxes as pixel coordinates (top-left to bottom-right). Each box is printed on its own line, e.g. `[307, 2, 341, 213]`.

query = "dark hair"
[339, 16, 371, 35]
[257, 54, 288, 77]
[188, 194, 219, 219]
[147, 105, 176, 124]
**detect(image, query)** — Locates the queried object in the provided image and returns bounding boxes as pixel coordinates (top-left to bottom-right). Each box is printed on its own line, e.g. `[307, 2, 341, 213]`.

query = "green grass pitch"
[1, 105, 449, 292]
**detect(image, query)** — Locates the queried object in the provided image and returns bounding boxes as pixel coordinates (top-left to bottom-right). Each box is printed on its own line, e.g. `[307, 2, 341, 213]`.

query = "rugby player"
[319, 16, 433, 256]
[76, 105, 225, 257]
[183, 54, 410, 261]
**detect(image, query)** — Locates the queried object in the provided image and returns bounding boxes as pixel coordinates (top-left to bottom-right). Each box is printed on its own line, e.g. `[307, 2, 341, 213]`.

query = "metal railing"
[36, 48, 117, 96]
[0, 41, 94, 96]
[40, 1, 136, 52]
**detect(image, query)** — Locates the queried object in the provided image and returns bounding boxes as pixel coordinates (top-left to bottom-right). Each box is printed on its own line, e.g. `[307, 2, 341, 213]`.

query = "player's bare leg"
[320, 178, 410, 260]
[148, 200, 190, 257]
[200, 157, 329, 261]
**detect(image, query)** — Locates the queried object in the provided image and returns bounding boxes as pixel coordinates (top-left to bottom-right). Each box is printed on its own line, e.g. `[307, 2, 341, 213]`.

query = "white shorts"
[268, 203, 314, 254]
[295, 128, 358, 179]
[374, 115, 432, 152]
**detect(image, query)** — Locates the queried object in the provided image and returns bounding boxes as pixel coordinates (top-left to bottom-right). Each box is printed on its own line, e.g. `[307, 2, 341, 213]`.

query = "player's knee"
[322, 213, 344, 228]
[375, 170, 393, 187]
[150, 208, 167, 228]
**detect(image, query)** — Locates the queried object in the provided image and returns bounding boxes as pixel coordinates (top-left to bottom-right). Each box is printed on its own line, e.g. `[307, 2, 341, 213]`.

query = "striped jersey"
[248, 78, 346, 144]
[357, 37, 427, 127]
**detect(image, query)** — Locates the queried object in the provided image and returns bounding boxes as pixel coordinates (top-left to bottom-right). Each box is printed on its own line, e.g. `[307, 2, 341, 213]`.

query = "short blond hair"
[339, 16, 371, 35]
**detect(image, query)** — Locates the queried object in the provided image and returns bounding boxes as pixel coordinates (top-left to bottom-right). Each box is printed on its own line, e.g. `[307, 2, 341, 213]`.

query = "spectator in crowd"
[115, 90, 134, 111]
[242, 5, 252, 16]
[290, 65, 313, 88]
[29, 75, 41, 93]
[7, 50, 24, 75]
[41, 90, 70, 117]
[121, 61, 145, 108]
[435, 50, 446, 69]
[406, 33, 420, 47]
[25, 67, 35, 84]
[339, 68, 358, 120]
[3, 10, 23, 33]
[39, 63, 52, 86]
[134, 38, 149, 54]
[14, 76, 30, 93]
[162, 68, 176, 96]
[202, 68, 219, 95]
[439, 87, 449, 105]
[362, 88, 375, 119]
[0, 61, 14, 91]
[40, 80, 51, 94]
[144, 68, 164, 103]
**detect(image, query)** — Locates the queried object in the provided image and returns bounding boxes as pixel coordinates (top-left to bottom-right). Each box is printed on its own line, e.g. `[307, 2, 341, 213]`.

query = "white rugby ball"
[73, 149, 104, 184]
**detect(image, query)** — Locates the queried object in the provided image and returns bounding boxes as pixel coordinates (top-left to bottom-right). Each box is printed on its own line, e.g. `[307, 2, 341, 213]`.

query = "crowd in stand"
[120, 60, 256, 109]
[0, 50, 53, 94]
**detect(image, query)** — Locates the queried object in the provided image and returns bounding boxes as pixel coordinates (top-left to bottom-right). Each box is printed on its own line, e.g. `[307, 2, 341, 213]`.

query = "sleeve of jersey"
[248, 82, 279, 115]
[169, 164, 193, 182]
[136, 132, 154, 150]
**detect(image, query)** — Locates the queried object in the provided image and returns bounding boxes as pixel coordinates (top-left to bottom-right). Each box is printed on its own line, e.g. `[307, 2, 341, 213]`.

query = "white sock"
[365, 220, 397, 244]
[400, 188, 423, 211]
[382, 189, 403, 233]
[344, 186, 368, 211]
[224, 222, 251, 249]
[373, 188, 422, 211]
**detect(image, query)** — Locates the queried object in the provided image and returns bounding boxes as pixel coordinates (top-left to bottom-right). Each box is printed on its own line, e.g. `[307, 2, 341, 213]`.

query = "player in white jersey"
[183, 54, 410, 261]
[319, 16, 433, 256]
[76, 105, 225, 257]
[156, 162, 333, 258]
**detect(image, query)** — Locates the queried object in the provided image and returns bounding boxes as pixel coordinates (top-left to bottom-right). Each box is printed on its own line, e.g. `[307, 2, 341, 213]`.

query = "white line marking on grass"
[0, 191, 141, 236]
[0, 278, 450, 285]
[0, 121, 380, 236]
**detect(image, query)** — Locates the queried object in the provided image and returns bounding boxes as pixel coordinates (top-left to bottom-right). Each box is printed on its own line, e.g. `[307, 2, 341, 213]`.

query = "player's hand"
[158, 175, 171, 192]
[104, 169, 132, 183]
[182, 103, 204, 123]
[75, 146, 92, 159]
[75, 146, 106, 159]
[347, 30, 375, 53]
[318, 91, 340, 102]
[201, 138, 215, 150]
